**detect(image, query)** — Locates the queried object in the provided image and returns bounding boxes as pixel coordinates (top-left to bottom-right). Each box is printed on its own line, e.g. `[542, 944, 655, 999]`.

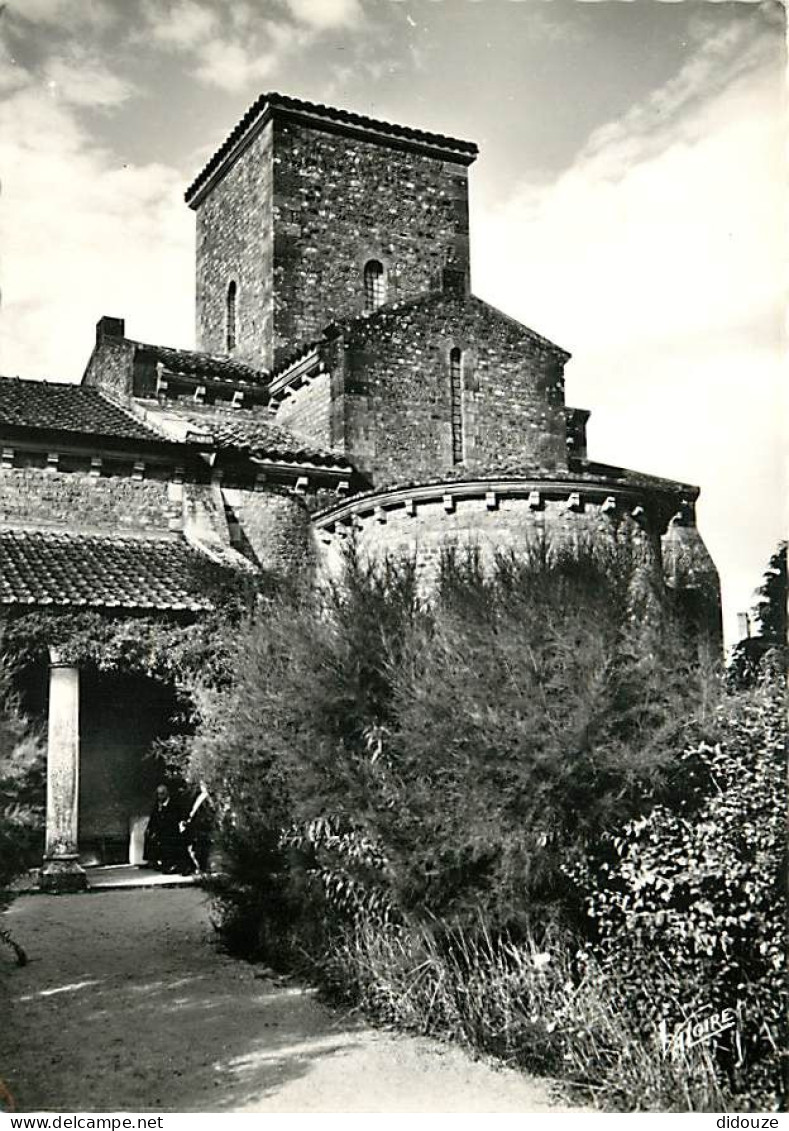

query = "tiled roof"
[142, 403, 352, 469]
[134, 342, 269, 386]
[313, 464, 698, 520]
[186, 92, 478, 204]
[0, 529, 221, 611]
[0, 376, 167, 444]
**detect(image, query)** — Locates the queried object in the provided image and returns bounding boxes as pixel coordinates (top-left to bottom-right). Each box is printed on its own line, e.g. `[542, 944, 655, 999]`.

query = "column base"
[39, 855, 88, 894]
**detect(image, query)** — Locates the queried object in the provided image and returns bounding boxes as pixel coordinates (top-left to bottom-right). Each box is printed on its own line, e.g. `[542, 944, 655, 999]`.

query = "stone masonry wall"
[318, 494, 663, 594]
[274, 370, 334, 449]
[82, 336, 136, 401]
[195, 122, 274, 368]
[222, 487, 315, 577]
[336, 294, 569, 488]
[271, 119, 471, 361]
[0, 467, 180, 534]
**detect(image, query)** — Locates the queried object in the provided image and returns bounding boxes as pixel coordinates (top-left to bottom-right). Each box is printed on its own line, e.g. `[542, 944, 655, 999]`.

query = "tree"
[753, 541, 787, 644]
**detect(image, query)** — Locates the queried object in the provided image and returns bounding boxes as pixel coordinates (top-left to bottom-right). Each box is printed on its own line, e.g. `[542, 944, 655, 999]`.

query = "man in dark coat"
[143, 784, 184, 873]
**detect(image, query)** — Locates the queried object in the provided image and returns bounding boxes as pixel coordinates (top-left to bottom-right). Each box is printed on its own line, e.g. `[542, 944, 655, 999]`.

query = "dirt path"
[0, 888, 581, 1113]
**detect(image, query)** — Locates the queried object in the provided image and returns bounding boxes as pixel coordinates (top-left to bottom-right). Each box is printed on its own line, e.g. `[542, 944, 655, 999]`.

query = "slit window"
[363, 260, 386, 311]
[450, 347, 464, 464]
[226, 280, 237, 352]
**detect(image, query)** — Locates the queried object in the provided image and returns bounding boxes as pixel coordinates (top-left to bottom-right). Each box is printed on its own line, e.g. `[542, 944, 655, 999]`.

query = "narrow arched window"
[226, 280, 237, 352]
[450, 347, 464, 464]
[363, 260, 386, 311]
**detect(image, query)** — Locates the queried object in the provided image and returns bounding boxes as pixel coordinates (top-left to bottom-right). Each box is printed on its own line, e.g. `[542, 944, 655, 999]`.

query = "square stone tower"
[185, 93, 478, 371]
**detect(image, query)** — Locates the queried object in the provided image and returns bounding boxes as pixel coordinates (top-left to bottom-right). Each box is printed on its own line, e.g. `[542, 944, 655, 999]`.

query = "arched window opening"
[450, 347, 464, 464]
[226, 281, 237, 352]
[363, 260, 386, 311]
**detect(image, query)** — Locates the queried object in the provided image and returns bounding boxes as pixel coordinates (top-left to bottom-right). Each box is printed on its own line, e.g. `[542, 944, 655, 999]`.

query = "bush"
[0, 654, 45, 894]
[194, 538, 717, 941]
[571, 659, 786, 1109]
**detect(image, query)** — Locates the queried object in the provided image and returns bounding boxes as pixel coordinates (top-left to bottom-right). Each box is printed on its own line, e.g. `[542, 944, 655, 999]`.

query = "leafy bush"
[194, 537, 717, 941]
[571, 659, 786, 1109]
[0, 654, 45, 894]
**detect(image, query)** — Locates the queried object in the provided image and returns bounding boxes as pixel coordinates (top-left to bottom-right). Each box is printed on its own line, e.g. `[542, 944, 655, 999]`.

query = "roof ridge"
[185, 92, 478, 204]
[130, 339, 270, 383]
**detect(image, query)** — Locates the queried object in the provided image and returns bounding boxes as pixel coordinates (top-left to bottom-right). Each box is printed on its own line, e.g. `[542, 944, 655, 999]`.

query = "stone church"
[0, 93, 720, 888]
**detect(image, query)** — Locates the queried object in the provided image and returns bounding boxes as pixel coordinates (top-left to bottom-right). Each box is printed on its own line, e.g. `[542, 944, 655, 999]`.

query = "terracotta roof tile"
[186, 92, 478, 204]
[0, 376, 167, 444]
[0, 530, 221, 611]
[143, 403, 352, 468]
[135, 342, 269, 386]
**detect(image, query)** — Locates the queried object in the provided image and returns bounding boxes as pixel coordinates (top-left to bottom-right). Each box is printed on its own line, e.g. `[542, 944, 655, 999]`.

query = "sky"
[0, 0, 785, 647]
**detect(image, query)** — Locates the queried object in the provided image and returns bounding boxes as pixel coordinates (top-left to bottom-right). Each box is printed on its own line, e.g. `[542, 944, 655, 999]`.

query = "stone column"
[39, 650, 87, 892]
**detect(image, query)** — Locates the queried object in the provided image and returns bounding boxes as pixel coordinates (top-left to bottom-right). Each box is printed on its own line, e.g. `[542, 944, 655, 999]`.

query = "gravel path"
[0, 887, 581, 1113]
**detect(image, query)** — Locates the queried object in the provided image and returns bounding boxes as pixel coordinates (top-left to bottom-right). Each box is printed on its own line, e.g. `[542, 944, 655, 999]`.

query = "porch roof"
[0, 529, 222, 612]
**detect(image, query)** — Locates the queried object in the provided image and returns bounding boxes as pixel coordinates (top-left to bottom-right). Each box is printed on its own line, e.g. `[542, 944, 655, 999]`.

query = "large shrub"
[572, 659, 786, 1109]
[193, 537, 716, 939]
[0, 654, 45, 894]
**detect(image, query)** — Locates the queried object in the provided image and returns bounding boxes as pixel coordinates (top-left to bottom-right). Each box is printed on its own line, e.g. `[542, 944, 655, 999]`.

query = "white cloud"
[5, 0, 115, 29]
[139, 0, 356, 92]
[43, 51, 135, 108]
[473, 19, 785, 646]
[0, 79, 194, 384]
[284, 0, 361, 30]
[144, 0, 219, 50]
[192, 35, 284, 93]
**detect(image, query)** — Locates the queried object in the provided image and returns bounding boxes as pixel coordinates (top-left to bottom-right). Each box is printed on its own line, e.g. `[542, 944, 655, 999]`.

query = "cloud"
[42, 50, 136, 108]
[283, 0, 361, 30]
[0, 74, 194, 384]
[473, 18, 785, 645]
[4, 0, 115, 29]
[139, 0, 359, 93]
[145, 0, 219, 50]
[139, 0, 301, 92]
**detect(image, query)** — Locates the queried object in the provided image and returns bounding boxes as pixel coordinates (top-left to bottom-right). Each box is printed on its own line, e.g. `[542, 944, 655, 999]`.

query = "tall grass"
[316, 915, 727, 1112]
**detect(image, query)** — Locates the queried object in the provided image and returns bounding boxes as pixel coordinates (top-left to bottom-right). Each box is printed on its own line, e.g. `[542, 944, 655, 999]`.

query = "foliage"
[570, 661, 787, 1109]
[0, 652, 45, 896]
[195, 538, 784, 1109]
[317, 915, 727, 1112]
[729, 542, 787, 687]
[194, 537, 718, 937]
[752, 542, 787, 644]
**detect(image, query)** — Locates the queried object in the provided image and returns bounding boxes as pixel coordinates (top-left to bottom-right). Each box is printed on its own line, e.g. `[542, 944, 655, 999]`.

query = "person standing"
[143, 783, 183, 873]
[179, 780, 214, 874]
